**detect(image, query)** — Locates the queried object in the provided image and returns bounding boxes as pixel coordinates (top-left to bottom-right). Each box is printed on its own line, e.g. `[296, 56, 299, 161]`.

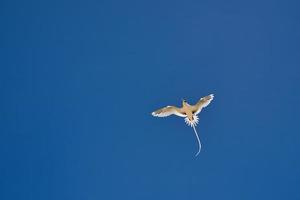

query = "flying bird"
[152, 94, 214, 156]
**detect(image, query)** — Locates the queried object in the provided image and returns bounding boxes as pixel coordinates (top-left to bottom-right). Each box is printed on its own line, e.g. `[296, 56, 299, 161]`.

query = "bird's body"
[152, 94, 214, 127]
[152, 94, 214, 156]
[182, 101, 194, 121]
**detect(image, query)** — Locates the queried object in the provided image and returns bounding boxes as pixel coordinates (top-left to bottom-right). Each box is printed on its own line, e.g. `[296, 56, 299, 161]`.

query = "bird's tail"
[192, 124, 201, 156]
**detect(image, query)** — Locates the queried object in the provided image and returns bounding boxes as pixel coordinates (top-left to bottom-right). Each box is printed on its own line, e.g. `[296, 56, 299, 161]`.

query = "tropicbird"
[152, 94, 214, 156]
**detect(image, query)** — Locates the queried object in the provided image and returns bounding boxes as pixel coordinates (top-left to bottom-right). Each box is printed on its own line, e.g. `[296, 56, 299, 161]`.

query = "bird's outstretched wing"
[152, 106, 186, 117]
[192, 94, 214, 115]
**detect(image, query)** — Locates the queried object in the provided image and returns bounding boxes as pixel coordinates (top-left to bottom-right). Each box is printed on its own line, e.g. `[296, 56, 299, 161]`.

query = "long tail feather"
[192, 125, 201, 156]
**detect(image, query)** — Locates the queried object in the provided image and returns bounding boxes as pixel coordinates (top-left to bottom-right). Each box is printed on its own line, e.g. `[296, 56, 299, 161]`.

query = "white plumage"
[152, 94, 214, 156]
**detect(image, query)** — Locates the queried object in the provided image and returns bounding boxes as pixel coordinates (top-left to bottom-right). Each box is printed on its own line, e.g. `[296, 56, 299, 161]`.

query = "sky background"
[1, 0, 300, 199]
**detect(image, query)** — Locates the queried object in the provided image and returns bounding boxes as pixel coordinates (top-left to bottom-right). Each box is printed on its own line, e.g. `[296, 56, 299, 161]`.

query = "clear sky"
[1, 0, 300, 199]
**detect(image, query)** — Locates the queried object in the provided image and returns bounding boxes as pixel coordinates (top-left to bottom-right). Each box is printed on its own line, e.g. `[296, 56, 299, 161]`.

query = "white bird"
[152, 94, 214, 156]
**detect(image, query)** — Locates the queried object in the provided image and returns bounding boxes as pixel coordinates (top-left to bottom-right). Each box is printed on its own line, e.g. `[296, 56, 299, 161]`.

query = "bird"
[151, 94, 214, 156]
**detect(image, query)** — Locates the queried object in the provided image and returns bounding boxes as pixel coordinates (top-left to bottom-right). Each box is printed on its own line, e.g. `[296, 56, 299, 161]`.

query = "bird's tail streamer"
[192, 124, 201, 156]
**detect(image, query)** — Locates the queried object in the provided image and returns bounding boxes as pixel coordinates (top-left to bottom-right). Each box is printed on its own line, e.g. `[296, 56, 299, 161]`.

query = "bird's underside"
[151, 94, 214, 156]
[151, 94, 214, 122]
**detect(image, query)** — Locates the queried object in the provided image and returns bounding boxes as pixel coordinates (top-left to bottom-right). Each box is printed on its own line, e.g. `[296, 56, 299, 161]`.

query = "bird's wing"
[152, 106, 186, 117]
[191, 94, 214, 115]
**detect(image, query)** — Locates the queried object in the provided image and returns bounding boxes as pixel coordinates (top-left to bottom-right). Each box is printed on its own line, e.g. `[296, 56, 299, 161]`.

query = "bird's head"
[182, 99, 187, 105]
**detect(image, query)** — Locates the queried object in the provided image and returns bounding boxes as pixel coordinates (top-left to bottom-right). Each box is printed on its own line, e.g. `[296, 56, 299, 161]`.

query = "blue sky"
[1, 0, 300, 199]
